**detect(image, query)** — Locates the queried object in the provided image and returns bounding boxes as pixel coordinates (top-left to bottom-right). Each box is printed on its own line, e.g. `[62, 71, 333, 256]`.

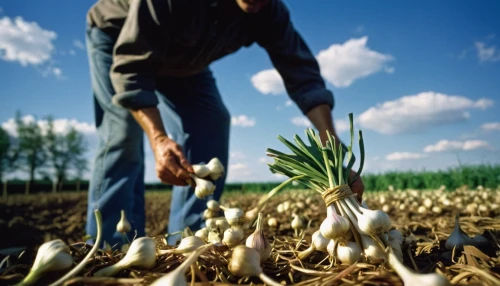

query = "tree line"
[0, 111, 88, 196]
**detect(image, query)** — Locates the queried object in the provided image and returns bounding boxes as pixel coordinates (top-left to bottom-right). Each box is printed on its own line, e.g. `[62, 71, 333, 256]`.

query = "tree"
[45, 116, 88, 192]
[15, 111, 47, 194]
[0, 126, 18, 198]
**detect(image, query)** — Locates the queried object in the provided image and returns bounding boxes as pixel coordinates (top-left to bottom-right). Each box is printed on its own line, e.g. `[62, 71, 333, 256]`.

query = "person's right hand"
[152, 135, 194, 186]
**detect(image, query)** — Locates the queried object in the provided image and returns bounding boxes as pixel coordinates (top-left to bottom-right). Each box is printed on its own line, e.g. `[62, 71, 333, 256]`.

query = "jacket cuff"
[293, 88, 335, 114]
[112, 89, 159, 110]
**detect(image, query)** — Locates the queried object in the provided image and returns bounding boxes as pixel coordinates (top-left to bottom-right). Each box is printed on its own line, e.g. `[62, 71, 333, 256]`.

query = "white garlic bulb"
[320, 204, 350, 240]
[337, 241, 362, 265]
[116, 210, 131, 234]
[17, 239, 73, 285]
[94, 237, 157, 277]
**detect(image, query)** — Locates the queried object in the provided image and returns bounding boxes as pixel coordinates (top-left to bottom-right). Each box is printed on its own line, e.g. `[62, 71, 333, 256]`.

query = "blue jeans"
[85, 26, 230, 246]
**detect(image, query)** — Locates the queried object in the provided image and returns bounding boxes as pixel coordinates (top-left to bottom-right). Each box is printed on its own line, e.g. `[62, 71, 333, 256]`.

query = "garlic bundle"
[116, 209, 131, 234]
[444, 215, 474, 251]
[298, 230, 330, 260]
[15, 239, 73, 286]
[159, 236, 205, 256]
[94, 237, 157, 277]
[228, 246, 281, 286]
[387, 247, 450, 286]
[190, 174, 216, 199]
[245, 213, 272, 262]
[151, 244, 212, 286]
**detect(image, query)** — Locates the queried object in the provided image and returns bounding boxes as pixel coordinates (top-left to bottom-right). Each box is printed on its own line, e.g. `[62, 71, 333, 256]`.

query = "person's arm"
[255, 1, 334, 140]
[111, 0, 193, 185]
[256, 1, 364, 198]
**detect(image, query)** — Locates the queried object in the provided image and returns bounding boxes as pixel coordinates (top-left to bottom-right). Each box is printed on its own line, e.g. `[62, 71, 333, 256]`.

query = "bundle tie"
[321, 184, 355, 206]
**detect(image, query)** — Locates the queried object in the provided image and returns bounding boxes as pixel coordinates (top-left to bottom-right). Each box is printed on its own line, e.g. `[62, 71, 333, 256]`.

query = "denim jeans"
[85, 26, 230, 247]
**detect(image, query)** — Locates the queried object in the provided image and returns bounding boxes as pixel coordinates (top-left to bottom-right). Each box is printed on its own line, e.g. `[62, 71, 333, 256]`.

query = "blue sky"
[1, 0, 499, 183]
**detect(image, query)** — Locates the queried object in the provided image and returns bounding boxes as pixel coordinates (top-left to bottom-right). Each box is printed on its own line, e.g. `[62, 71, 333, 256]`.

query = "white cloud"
[73, 39, 85, 50]
[226, 162, 254, 182]
[424, 139, 491, 152]
[52, 67, 62, 77]
[358, 91, 494, 134]
[316, 36, 394, 88]
[0, 16, 57, 66]
[285, 100, 293, 106]
[291, 116, 311, 127]
[250, 69, 285, 95]
[335, 119, 350, 133]
[69, 49, 76, 56]
[231, 115, 256, 127]
[475, 42, 500, 62]
[259, 157, 272, 164]
[230, 151, 246, 160]
[481, 122, 500, 131]
[2, 115, 95, 137]
[385, 152, 426, 161]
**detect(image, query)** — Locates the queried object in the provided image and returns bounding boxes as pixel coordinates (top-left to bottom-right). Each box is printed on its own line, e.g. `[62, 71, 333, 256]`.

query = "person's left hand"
[348, 170, 365, 202]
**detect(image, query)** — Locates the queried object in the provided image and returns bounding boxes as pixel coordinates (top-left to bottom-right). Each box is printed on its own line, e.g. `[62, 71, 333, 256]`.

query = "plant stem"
[49, 210, 103, 286]
[322, 148, 334, 189]
[258, 273, 282, 286]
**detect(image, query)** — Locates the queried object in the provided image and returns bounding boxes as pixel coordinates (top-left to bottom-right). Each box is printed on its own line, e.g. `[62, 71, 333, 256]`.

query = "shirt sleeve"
[256, 0, 334, 115]
[110, 0, 167, 110]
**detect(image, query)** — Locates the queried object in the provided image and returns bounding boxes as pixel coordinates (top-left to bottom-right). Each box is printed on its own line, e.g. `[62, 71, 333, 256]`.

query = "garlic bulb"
[388, 229, 404, 245]
[326, 239, 336, 257]
[355, 204, 391, 236]
[159, 236, 205, 256]
[320, 204, 350, 240]
[246, 213, 272, 262]
[268, 217, 279, 229]
[207, 200, 220, 212]
[216, 218, 230, 233]
[228, 246, 281, 286]
[208, 229, 222, 244]
[206, 157, 225, 180]
[360, 235, 386, 261]
[221, 207, 245, 226]
[383, 233, 403, 262]
[298, 230, 330, 260]
[291, 214, 304, 237]
[151, 244, 212, 286]
[190, 174, 216, 199]
[337, 241, 362, 265]
[195, 228, 209, 241]
[388, 247, 450, 286]
[203, 209, 218, 220]
[445, 215, 474, 251]
[192, 164, 211, 178]
[16, 239, 73, 286]
[116, 210, 131, 234]
[94, 237, 157, 277]
[223, 227, 244, 248]
[206, 218, 218, 230]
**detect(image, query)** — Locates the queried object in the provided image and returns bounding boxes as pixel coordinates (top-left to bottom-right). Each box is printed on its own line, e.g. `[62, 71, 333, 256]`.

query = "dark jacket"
[87, 0, 334, 113]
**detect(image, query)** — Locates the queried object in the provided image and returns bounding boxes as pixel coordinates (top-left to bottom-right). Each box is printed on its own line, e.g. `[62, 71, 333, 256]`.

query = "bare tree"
[15, 111, 47, 194]
[0, 126, 17, 198]
[45, 116, 88, 192]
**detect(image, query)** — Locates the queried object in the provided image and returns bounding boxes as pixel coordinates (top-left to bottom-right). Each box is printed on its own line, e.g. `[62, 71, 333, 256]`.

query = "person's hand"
[348, 170, 365, 202]
[152, 135, 194, 186]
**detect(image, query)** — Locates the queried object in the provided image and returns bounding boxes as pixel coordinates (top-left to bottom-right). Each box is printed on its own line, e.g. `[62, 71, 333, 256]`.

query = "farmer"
[85, 0, 365, 246]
